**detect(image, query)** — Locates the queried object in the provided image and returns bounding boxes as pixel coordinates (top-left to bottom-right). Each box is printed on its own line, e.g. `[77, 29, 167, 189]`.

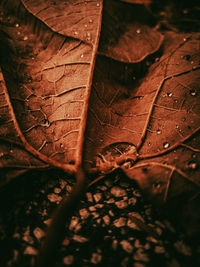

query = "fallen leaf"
[0, 0, 103, 184]
[84, 32, 200, 207]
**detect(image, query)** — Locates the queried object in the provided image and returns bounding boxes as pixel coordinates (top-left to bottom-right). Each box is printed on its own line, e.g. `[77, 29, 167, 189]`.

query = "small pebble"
[103, 215, 110, 225]
[113, 217, 126, 228]
[47, 193, 62, 203]
[93, 193, 102, 202]
[86, 192, 93, 202]
[79, 208, 90, 220]
[33, 227, 45, 240]
[59, 179, 67, 189]
[54, 187, 61, 194]
[115, 200, 128, 209]
[133, 248, 149, 262]
[155, 246, 165, 254]
[120, 240, 133, 253]
[73, 235, 88, 243]
[91, 252, 102, 264]
[63, 255, 74, 265]
[111, 186, 126, 197]
[24, 246, 37, 255]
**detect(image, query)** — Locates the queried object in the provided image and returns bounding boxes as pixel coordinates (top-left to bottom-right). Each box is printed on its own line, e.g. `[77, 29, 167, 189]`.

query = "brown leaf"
[84, 32, 200, 206]
[99, 0, 162, 63]
[0, 0, 103, 184]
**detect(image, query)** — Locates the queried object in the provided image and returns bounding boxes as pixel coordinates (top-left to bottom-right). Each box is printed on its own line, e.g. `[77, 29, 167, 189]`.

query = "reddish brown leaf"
[84, 32, 200, 206]
[99, 0, 162, 63]
[0, 0, 103, 184]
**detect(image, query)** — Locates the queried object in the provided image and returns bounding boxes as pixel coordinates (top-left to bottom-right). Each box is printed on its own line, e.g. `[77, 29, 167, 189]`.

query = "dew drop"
[84, 24, 88, 28]
[190, 89, 197, 96]
[96, 3, 100, 6]
[87, 37, 91, 41]
[60, 143, 64, 148]
[167, 92, 172, 97]
[183, 37, 187, 41]
[155, 57, 160, 62]
[157, 129, 161, 134]
[192, 154, 197, 158]
[0, 152, 4, 158]
[74, 31, 78, 35]
[23, 36, 28, 41]
[190, 61, 194, 64]
[17, 31, 21, 35]
[148, 142, 151, 146]
[187, 160, 197, 170]
[80, 54, 84, 58]
[136, 29, 141, 34]
[163, 142, 170, 149]
[89, 19, 93, 23]
[132, 76, 136, 80]
[182, 54, 191, 61]
[176, 125, 179, 129]
[15, 23, 19, 27]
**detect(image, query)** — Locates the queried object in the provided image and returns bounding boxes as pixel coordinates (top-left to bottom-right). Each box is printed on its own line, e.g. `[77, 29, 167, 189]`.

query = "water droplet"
[89, 19, 93, 23]
[87, 32, 91, 37]
[66, 114, 70, 118]
[163, 142, 170, 149]
[183, 37, 187, 41]
[87, 37, 91, 41]
[192, 154, 197, 158]
[0, 152, 4, 157]
[132, 76, 136, 80]
[167, 92, 172, 97]
[153, 182, 161, 190]
[191, 61, 194, 64]
[84, 24, 88, 28]
[182, 54, 191, 61]
[60, 143, 64, 148]
[136, 29, 141, 34]
[80, 54, 84, 58]
[176, 125, 179, 129]
[187, 160, 197, 170]
[148, 142, 151, 146]
[157, 129, 161, 134]
[23, 36, 28, 41]
[15, 23, 19, 27]
[190, 89, 197, 96]
[155, 57, 160, 62]
[10, 149, 14, 153]
[96, 3, 100, 6]
[74, 31, 78, 35]
[17, 31, 21, 35]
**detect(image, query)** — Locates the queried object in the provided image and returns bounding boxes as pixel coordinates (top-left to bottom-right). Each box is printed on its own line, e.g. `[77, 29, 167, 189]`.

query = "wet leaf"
[0, 0, 103, 184]
[98, 0, 163, 63]
[84, 31, 200, 208]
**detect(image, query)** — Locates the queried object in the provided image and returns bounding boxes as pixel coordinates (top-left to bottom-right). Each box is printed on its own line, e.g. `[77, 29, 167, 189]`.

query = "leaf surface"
[84, 32, 200, 205]
[0, 0, 103, 184]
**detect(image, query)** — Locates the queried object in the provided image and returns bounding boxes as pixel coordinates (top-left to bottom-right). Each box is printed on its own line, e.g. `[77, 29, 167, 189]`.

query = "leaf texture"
[0, 0, 103, 184]
[84, 32, 200, 205]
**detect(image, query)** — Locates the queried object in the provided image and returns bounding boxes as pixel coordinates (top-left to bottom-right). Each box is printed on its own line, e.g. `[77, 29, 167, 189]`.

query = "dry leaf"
[0, 0, 103, 185]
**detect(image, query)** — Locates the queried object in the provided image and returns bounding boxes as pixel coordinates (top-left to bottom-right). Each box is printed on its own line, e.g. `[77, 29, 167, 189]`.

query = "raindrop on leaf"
[167, 92, 172, 97]
[163, 142, 170, 149]
[157, 129, 161, 134]
[187, 160, 197, 170]
[190, 89, 197, 96]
